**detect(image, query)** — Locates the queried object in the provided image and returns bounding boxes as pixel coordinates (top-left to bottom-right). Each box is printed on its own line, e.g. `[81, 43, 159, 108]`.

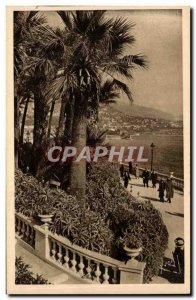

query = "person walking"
[158, 179, 165, 202]
[165, 177, 174, 203]
[151, 169, 157, 188]
[142, 168, 150, 187]
[135, 163, 140, 179]
[123, 171, 130, 188]
[128, 161, 133, 175]
[119, 164, 124, 178]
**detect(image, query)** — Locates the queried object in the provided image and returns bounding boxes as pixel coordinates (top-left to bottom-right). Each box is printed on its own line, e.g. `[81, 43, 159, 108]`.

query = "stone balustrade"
[15, 213, 35, 248]
[15, 212, 145, 284]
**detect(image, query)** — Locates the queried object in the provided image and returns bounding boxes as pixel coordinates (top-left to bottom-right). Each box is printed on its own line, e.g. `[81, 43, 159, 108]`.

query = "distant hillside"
[109, 103, 176, 121]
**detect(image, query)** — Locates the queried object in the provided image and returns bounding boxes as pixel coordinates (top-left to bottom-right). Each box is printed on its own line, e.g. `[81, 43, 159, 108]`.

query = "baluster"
[112, 269, 118, 284]
[103, 265, 109, 284]
[21, 221, 25, 238]
[94, 262, 101, 283]
[17, 218, 21, 235]
[57, 243, 63, 265]
[29, 227, 35, 246]
[78, 255, 85, 277]
[86, 259, 92, 280]
[25, 224, 30, 242]
[51, 240, 57, 261]
[71, 252, 77, 273]
[63, 248, 70, 269]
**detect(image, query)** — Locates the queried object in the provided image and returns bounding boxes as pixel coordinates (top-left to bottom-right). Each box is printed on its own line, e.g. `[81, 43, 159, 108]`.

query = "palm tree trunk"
[69, 93, 87, 200]
[20, 98, 29, 144]
[47, 100, 55, 138]
[56, 95, 67, 141]
[33, 91, 50, 176]
[64, 99, 75, 144]
[33, 92, 49, 147]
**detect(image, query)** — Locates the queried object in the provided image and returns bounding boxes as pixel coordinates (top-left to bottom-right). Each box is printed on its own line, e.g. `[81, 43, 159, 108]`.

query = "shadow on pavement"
[141, 196, 160, 202]
[130, 183, 145, 187]
[166, 211, 184, 218]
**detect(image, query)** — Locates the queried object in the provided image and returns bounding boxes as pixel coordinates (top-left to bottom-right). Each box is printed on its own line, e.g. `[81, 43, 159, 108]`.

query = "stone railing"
[122, 164, 184, 191]
[15, 212, 145, 284]
[15, 212, 36, 248]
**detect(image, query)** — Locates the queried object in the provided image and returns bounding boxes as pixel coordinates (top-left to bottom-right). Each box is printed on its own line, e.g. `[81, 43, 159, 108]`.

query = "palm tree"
[21, 11, 147, 196]
[14, 11, 58, 175]
[54, 11, 147, 199]
[19, 23, 65, 175]
[14, 11, 47, 167]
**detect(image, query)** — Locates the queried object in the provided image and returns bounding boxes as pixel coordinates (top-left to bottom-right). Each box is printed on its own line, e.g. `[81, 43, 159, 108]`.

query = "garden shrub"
[15, 257, 50, 284]
[15, 169, 57, 216]
[15, 163, 168, 283]
[15, 169, 114, 256]
[86, 161, 169, 283]
[50, 206, 114, 256]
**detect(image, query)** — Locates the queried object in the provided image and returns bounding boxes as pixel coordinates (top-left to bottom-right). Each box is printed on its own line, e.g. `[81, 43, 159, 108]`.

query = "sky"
[43, 9, 183, 117]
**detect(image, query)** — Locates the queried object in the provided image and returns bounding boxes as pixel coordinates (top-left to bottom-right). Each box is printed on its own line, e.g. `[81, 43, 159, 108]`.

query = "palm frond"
[46, 76, 68, 100]
[118, 54, 148, 69]
[57, 11, 73, 30]
[113, 78, 133, 102]
[132, 54, 148, 69]
[108, 17, 135, 56]
[103, 62, 133, 79]
[99, 78, 132, 104]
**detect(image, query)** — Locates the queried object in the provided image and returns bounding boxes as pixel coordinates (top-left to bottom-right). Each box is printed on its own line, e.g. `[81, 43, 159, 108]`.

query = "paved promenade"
[127, 175, 184, 259]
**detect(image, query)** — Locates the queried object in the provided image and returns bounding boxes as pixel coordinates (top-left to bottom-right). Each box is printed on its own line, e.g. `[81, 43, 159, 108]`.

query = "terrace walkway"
[127, 175, 184, 259]
[126, 175, 184, 283]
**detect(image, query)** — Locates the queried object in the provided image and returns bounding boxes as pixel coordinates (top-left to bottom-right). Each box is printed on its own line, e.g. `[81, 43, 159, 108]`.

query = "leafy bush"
[86, 161, 134, 218]
[15, 257, 50, 284]
[123, 235, 142, 249]
[86, 161, 169, 283]
[50, 206, 114, 256]
[15, 169, 72, 216]
[15, 169, 55, 216]
[15, 169, 114, 256]
[15, 163, 168, 283]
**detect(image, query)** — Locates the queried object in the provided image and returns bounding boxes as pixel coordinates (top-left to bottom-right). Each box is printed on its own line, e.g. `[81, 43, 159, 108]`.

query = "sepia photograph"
[6, 6, 190, 295]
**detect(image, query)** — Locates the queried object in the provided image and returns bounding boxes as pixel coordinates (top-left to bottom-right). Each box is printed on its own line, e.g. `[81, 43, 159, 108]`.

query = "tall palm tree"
[19, 23, 65, 175]
[22, 11, 147, 196]
[54, 11, 147, 199]
[14, 11, 47, 167]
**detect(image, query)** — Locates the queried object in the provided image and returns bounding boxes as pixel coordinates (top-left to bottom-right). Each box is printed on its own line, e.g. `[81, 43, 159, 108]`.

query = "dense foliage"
[15, 257, 50, 284]
[15, 169, 114, 256]
[15, 169, 58, 216]
[15, 164, 168, 283]
[86, 161, 169, 282]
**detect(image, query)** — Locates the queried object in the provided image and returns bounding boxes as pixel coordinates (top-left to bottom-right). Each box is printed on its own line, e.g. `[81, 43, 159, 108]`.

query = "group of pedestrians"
[141, 168, 157, 188]
[119, 162, 174, 203]
[158, 177, 174, 203]
[142, 167, 174, 203]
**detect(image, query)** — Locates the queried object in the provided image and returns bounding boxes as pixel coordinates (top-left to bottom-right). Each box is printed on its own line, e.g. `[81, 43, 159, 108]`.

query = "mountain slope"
[109, 103, 177, 120]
